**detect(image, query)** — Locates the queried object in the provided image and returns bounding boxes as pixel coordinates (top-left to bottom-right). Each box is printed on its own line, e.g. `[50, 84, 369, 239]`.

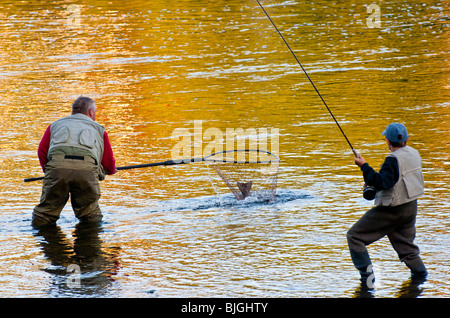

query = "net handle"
[24, 150, 280, 182]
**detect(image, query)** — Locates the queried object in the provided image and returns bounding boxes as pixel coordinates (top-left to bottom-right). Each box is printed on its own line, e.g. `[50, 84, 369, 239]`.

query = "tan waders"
[32, 155, 102, 226]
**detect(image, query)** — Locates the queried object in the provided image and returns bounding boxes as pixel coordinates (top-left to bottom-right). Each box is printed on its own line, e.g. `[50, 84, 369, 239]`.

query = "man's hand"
[354, 151, 366, 167]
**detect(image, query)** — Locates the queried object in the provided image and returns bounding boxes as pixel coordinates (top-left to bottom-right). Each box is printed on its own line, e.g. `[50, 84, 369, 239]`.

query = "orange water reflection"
[0, 0, 448, 297]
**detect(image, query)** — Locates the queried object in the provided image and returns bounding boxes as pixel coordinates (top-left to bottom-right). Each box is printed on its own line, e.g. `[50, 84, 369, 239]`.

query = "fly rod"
[256, 0, 357, 156]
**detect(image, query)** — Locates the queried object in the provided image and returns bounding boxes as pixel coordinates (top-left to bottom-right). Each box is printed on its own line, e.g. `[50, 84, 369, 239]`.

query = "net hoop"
[202, 149, 280, 164]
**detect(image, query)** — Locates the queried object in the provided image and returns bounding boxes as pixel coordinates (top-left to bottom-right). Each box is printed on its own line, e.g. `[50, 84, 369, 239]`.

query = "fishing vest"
[48, 113, 105, 164]
[375, 146, 424, 207]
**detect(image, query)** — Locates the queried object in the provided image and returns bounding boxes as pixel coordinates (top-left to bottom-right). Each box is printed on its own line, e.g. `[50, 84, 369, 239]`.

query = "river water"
[0, 0, 448, 298]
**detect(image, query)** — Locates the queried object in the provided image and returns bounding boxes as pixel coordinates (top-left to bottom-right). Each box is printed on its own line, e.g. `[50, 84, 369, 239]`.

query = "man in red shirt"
[32, 97, 117, 227]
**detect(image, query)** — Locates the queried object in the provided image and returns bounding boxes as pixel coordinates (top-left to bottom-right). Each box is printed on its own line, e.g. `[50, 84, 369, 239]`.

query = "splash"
[146, 189, 314, 214]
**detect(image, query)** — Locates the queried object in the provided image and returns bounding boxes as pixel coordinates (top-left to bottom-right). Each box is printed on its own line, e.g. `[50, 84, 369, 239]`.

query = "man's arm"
[38, 126, 51, 172]
[359, 157, 399, 191]
[101, 131, 117, 175]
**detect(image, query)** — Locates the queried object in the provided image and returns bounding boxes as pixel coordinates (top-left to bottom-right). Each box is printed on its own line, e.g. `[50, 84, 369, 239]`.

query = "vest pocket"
[53, 126, 69, 144]
[402, 167, 424, 199]
[79, 129, 96, 149]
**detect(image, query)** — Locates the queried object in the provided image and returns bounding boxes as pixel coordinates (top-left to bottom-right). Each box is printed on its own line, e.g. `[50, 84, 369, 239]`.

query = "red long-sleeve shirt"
[38, 125, 117, 175]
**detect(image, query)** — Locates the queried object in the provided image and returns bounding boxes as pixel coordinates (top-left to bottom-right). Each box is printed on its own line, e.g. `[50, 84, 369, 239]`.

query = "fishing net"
[204, 150, 280, 202]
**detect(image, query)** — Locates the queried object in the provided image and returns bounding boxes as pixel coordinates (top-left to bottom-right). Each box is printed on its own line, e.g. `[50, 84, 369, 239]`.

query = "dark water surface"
[0, 0, 448, 297]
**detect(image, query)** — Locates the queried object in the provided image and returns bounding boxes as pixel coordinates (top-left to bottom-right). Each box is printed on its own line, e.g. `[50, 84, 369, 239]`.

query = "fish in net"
[204, 149, 280, 202]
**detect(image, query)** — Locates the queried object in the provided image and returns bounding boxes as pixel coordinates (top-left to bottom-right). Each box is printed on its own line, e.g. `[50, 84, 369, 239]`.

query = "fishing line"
[256, 0, 356, 155]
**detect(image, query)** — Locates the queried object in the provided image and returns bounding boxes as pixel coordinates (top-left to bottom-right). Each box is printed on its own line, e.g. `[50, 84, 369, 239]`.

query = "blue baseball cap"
[382, 123, 409, 142]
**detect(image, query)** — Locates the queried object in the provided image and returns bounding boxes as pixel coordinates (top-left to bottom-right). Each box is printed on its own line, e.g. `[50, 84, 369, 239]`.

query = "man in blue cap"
[347, 123, 427, 288]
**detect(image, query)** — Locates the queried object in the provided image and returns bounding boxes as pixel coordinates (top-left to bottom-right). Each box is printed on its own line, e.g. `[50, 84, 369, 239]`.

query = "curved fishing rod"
[256, 0, 356, 156]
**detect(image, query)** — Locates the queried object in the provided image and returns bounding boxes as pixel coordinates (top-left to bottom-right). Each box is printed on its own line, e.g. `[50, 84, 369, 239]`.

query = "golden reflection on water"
[0, 0, 449, 297]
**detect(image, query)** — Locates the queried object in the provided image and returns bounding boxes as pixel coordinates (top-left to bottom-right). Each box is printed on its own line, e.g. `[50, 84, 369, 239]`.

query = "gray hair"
[72, 96, 95, 115]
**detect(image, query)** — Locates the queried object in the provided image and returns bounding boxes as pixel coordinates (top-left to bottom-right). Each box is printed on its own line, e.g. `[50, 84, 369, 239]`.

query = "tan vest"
[375, 146, 424, 206]
[48, 113, 105, 163]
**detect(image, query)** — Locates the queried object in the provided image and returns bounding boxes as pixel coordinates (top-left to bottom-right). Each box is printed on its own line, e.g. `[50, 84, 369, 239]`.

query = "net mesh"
[204, 150, 280, 202]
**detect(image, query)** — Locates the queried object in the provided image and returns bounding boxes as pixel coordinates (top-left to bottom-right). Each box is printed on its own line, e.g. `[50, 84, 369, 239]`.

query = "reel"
[363, 186, 377, 200]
